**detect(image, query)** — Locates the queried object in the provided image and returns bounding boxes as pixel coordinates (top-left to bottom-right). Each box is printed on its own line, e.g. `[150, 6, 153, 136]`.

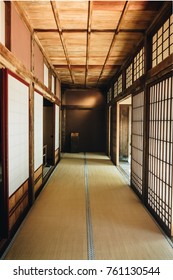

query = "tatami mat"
[3, 153, 173, 260]
[4, 154, 87, 260]
[86, 153, 173, 260]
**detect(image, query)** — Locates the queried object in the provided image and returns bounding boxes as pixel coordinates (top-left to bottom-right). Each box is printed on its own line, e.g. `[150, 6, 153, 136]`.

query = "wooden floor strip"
[84, 152, 95, 260]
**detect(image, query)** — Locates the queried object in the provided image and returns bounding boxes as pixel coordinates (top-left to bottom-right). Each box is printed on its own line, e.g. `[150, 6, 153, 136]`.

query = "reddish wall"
[11, 4, 31, 70]
[34, 42, 44, 83]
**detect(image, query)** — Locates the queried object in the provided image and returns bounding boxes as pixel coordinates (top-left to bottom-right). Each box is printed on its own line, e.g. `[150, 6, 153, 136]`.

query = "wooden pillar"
[29, 82, 35, 206]
[28, 34, 35, 205]
[1, 69, 9, 237]
[110, 102, 117, 165]
[61, 108, 66, 152]
[142, 34, 151, 205]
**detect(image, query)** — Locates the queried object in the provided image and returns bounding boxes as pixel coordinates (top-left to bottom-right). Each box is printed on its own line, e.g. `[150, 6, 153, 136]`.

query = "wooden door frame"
[116, 95, 132, 166]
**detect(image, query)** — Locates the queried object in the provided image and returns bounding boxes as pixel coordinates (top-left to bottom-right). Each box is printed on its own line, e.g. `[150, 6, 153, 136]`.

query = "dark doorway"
[0, 74, 2, 240]
[43, 98, 54, 178]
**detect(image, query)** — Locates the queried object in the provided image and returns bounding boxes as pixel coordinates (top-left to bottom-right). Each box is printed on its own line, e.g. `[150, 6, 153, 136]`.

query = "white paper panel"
[44, 64, 48, 88]
[55, 105, 59, 150]
[0, 1, 5, 45]
[52, 75, 55, 94]
[34, 91, 43, 171]
[8, 74, 29, 197]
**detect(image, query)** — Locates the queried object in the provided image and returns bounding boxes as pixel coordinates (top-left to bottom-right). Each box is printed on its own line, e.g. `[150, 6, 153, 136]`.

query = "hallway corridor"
[3, 154, 173, 260]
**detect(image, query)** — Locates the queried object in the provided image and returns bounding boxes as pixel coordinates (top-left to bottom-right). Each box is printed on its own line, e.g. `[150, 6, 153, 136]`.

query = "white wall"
[8, 74, 29, 197]
[52, 75, 55, 94]
[0, 1, 5, 45]
[34, 91, 43, 170]
[44, 64, 49, 88]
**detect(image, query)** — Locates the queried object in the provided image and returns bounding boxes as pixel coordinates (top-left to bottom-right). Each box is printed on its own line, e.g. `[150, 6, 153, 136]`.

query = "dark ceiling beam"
[34, 28, 145, 34]
[53, 64, 120, 69]
[50, 0, 74, 84]
[85, 1, 93, 87]
[34, 29, 59, 33]
[96, 1, 129, 87]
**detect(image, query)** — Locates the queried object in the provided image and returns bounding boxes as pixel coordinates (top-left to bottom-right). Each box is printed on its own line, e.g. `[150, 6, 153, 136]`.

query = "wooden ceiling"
[16, 1, 164, 89]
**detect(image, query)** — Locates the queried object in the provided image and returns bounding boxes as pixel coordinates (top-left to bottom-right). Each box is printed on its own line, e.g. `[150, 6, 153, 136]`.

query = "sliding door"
[1, 69, 29, 235]
[131, 91, 144, 197]
[148, 76, 173, 235]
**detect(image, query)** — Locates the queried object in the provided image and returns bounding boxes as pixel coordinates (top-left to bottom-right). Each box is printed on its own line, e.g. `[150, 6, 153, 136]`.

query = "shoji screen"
[52, 76, 55, 94]
[0, 1, 5, 45]
[148, 76, 173, 233]
[34, 91, 43, 171]
[152, 14, 173, 67]
[8, 74, 29, 197]
[55, 105, 59, 150]
[131, 91, 144, 196]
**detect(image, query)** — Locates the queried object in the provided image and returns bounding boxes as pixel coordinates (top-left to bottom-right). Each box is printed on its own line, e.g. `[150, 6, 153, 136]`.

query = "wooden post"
[28, 82, 35, 206]
[48, 69, 52, 93]
[28, 35, 35, 205]
[1, 69, 9, 237]
[142, 34, 150, 205]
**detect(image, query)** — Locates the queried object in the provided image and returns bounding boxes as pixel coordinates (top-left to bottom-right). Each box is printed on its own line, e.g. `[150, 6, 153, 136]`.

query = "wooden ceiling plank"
[97, 1, 129, 86]
[14, 1, 165, 89]
[50, 0, 74, 84]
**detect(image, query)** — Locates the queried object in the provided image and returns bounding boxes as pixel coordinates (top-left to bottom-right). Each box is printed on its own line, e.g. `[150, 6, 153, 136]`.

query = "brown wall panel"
[63, 89, 105, 106]
[9, 195, 28, 231]
[65, 109, 105, 152]
[34, 165, 43, 194]
[62, 89, 106, 153]
[9, 181, 28, 213]
[34, 177, 43, 194]
[8, 180, 29, 232]
[34, 165, 43, 181]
